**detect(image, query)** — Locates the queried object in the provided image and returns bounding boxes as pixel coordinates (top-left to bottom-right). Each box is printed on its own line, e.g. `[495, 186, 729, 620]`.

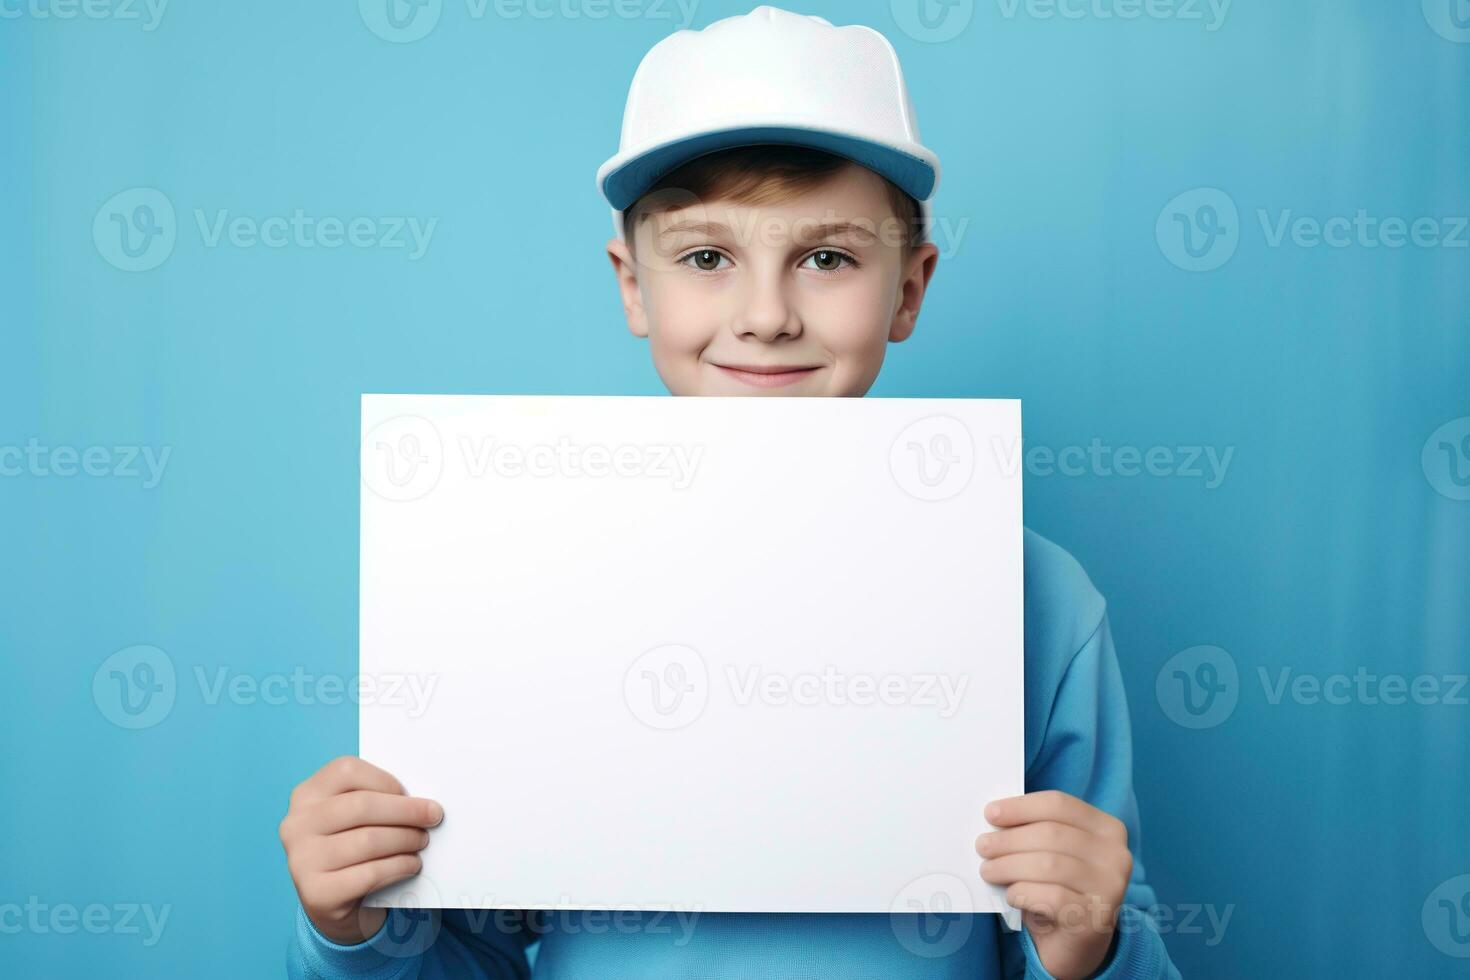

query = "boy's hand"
[977, 791, 1132, 980]
[278, 755, 443, 945]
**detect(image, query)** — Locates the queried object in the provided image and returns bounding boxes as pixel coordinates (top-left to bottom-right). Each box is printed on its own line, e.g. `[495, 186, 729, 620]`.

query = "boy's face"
[606, 162, 939, 397]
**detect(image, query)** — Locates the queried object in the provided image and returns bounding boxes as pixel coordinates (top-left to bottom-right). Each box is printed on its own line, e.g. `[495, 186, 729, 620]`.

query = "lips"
[712, 363, 823, 388]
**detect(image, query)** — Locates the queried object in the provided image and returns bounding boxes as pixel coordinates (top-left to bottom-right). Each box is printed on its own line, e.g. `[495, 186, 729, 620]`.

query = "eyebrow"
[655, 219, 880, 245]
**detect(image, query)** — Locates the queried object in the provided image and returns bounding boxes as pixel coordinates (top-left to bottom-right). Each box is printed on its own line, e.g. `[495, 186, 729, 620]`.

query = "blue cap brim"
[601, 126, 937, 212]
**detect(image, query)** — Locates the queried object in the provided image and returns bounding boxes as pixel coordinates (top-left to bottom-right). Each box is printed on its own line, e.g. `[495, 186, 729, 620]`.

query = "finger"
[311, 790, 444, 835]
[980, 852, 1104, 894]
[318, 826, 432, 873]
[976, 822, 1097, 863]
[985, 791, 1124, 841]
[315, 853, 425, 910]
[296, 756, 406, 806]
[1004, 882, 1095, 927]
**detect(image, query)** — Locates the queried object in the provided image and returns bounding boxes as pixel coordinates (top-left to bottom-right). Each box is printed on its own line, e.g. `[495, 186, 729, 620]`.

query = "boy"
[281, 7, 1181, 978]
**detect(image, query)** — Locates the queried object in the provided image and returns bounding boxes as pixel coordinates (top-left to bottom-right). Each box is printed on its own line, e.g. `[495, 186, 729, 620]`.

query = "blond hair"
[622, 145, 922, 260]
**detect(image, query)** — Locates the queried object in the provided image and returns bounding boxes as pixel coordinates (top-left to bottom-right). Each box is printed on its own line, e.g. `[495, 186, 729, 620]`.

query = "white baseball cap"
[596, 4, 940, 244]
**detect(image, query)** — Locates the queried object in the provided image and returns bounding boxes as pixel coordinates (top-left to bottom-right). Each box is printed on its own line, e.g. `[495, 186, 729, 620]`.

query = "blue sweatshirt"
[288, 529, 1181, 979]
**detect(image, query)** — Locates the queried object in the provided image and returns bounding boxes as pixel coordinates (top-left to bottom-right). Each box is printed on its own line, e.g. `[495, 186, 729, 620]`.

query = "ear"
[606, 237, 651, 339]
[888, 242, 940, 344]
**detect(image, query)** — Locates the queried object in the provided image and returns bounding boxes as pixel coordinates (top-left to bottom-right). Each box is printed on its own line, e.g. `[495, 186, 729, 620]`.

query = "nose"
[732, 270, 802, 343]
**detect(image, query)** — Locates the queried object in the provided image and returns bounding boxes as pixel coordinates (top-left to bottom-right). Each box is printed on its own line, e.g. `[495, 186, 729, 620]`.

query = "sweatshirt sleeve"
[287, 903, 533, 980]
[998, 533, 1182, 980]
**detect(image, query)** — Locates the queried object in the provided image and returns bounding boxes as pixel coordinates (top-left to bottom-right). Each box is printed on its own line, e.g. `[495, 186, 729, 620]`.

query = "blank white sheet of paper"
[359, 394, 1023, 925]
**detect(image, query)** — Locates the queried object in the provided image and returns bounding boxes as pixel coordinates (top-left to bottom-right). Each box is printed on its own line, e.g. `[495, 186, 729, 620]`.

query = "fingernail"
[428, 801, 445, 825]
[976, 832, 993, 854]
[985, 802, 1000, 821]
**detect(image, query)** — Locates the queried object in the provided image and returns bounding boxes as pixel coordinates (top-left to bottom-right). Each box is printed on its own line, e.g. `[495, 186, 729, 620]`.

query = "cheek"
[802, 278, 896, 395]
[805, 279, 893, 356]
[642, 276, 721, 390]
[644, 275, 709, 343]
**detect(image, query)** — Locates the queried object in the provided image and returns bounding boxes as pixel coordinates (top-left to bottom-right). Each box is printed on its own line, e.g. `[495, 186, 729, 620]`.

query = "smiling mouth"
[712, 363, 823, 388]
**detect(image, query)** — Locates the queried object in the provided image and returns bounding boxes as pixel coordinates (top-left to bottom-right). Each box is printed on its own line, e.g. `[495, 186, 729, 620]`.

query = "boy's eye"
[680, 248, 729, 272]
[677, 248, 858, 274]
[801, 249, 856, 273]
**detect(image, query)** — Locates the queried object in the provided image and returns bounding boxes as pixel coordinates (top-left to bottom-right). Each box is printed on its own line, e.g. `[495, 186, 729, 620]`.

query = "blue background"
[3, 1, 1467, 976]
